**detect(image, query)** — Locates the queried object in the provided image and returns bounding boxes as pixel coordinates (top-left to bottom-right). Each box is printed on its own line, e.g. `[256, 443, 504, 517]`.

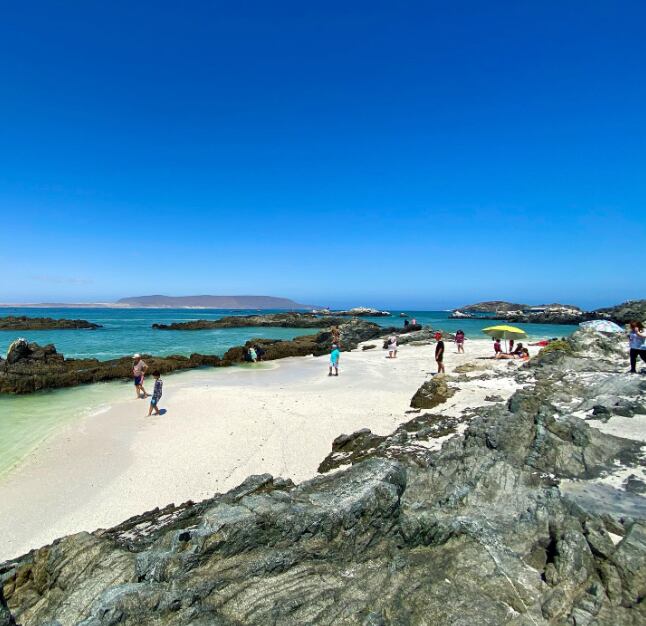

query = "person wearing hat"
[133, 353, 148, 398]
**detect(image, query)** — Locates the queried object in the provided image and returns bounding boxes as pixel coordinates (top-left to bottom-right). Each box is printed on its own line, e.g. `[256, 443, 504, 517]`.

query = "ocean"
[0, 307, 578, 477]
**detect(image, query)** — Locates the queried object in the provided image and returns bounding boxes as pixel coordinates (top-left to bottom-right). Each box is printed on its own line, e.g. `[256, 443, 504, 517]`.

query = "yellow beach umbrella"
[481, 325, 527, 340]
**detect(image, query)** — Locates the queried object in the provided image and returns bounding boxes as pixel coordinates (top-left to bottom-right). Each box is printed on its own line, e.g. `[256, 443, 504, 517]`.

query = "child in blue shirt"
[148, 371, 163, 415]
[329, 344, 340, 377]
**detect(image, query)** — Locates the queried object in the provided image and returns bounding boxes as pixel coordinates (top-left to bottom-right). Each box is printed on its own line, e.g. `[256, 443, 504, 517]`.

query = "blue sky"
[0, 1, 644, 309]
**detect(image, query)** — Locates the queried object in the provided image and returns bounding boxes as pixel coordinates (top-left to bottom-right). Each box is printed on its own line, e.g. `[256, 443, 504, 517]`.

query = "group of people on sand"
[132, 354, 163, 416]
[491, 338, 529, 360]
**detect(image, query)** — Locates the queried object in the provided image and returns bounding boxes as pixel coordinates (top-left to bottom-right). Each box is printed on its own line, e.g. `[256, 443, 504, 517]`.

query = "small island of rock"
[0, 316, 102, 330]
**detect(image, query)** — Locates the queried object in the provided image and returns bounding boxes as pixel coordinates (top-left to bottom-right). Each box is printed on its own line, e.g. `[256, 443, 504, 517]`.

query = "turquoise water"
[0, 307, 577, 360]
[0, 307, 577, 477]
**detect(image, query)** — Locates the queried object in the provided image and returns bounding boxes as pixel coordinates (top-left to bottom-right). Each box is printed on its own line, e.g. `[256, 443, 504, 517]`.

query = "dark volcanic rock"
[460, 300, 529, 313]
[153, 313, 346, 330]
[3, 330, 646, 624]
[222, 319, 383, 362]
[410, 374, 457, 409]
[0, 316, 101, 330]
[0, 339, 221, 394]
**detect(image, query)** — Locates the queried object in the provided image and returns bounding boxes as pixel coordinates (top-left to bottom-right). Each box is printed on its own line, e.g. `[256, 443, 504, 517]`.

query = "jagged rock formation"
[2, 329, 645, 625]
[152, 313, 346, 330]
[0, 339, 221, 394]
[0, 316, 101, 330]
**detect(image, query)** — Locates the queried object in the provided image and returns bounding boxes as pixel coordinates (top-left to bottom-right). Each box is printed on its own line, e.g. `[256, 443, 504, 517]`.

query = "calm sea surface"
[0, 308, 578, 477]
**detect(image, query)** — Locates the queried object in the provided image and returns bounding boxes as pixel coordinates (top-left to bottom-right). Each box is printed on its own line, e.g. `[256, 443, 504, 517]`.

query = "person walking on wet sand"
[147, 371, 163, 416]
[435, 332, 445, 374]
[329, 344, 340, 376]
[133, 353, 148, 398]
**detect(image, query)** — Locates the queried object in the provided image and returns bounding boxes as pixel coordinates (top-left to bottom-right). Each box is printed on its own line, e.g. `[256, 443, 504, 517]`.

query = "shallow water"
[0, 307, 578, 479]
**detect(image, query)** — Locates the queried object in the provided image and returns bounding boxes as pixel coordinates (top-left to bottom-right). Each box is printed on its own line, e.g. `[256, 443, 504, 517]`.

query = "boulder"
[410, 374, 457, 409]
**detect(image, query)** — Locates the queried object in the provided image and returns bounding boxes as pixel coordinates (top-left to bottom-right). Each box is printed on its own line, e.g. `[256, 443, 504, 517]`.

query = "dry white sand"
[0, 338, 537, 562]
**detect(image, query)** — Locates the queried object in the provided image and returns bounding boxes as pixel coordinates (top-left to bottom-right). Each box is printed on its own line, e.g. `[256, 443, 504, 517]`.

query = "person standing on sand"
[493, 338, 502, 356]
[133, 354, 148, 398]
[387, 335, 398, 358]
[329, 344, 340, 376]
[455, 329, 465, 353]
[628, 320, 646, 373]
[147, 371, 163, 416]
[435, 332, 445, 374]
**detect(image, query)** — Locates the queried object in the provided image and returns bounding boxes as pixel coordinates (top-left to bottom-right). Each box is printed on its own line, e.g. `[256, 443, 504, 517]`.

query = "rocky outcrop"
[410, 374, 457, 409]
[595, 299, 646, 325]
[317, 307, 391, 317]
[152, 313, 346, 330]
[2, 329, 645, 624]
[0, 316, 101, 330]
[222, 320, 383, 362]
[460, 300, 529, 313]
[0, 320, 385, 394]
[0, 339, 222, 394]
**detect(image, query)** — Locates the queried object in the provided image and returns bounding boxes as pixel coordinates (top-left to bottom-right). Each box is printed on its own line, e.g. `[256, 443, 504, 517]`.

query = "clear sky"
[0, 1, 644, 309]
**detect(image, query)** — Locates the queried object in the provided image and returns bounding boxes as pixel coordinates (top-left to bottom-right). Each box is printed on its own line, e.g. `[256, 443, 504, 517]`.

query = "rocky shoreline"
[1, 328, 645, 625]
[0, 316, 101, 330]
[0, 320, 393, 394]
[0, 318, 431, 394]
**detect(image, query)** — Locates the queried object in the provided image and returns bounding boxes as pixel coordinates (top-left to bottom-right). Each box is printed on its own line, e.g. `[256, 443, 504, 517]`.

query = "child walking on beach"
[148, 371, 163, 416]
[329, 344, 340, 376]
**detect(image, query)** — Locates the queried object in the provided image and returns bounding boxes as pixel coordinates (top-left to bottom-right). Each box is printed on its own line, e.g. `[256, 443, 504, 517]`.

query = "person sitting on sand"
[496, 347, 529, 361]
[253, 344, 265, 361]
[435, 332, 445, 373]
[511, 342, 525, 356]
[455, 329, 465, 353]
[147, 371, 163, 416]
[329, 344, 340, 376]
[133, 354, 148, 398]
[387, 335, 398, 358]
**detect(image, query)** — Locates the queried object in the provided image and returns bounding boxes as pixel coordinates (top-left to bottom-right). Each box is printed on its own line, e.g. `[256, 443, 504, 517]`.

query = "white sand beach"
[0, 339, 539, 562]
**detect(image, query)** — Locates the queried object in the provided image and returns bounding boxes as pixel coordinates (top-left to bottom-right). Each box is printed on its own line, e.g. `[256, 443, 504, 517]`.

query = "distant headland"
[0, 295, 315, 310]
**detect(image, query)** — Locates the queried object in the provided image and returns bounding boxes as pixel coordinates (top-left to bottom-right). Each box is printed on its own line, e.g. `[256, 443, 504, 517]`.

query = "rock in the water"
[0, 316, 101, 330]
[152, 313, 346, 330]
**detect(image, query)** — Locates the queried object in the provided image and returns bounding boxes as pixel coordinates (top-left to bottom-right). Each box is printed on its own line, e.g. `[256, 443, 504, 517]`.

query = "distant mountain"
[116, 295, 314, 309]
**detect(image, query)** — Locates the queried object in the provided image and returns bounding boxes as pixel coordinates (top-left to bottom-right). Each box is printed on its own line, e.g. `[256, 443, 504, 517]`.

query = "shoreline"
[0, 338, 533, 563]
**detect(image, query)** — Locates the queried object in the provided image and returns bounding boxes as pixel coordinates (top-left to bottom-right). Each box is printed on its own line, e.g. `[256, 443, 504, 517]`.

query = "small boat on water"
[400, 312, 408, 317]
